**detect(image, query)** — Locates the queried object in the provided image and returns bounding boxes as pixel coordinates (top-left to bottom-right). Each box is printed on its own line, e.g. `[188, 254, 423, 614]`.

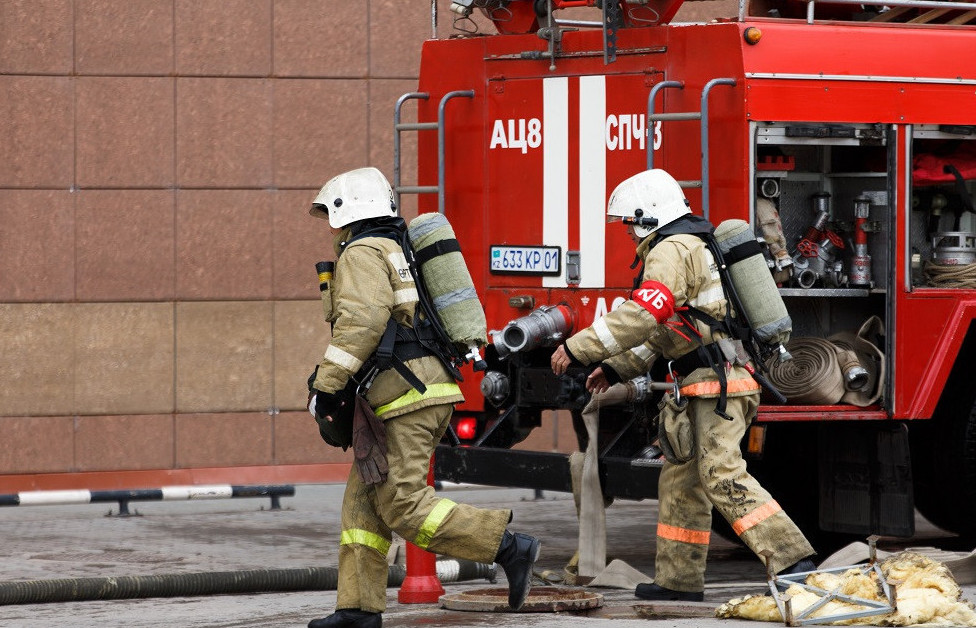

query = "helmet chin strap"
[633, 225, 655, 239]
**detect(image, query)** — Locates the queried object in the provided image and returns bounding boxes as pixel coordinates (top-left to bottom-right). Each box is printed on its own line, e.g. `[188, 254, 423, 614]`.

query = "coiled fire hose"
[0, 559, 495, 606]
[765, 337, 846, 405]
[923, 262, 976, 289]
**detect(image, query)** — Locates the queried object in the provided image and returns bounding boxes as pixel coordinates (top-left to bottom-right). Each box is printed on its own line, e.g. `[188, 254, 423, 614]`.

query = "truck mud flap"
[433, 445, 664, 500]
[818, 422, 914, 537]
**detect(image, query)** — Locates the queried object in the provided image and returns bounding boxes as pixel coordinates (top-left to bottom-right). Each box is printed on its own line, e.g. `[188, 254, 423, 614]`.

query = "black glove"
[310, 388, 354, 450]
[307, 366, 319, 406]
[314, 390, 346, 420]
[598, 362, 623, 386]
[563, 343, 583, 366]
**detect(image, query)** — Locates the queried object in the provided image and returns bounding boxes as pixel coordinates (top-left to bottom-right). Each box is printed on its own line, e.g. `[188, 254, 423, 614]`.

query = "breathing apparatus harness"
[341, 218, 463, 397]
[635, 215, 786, 418]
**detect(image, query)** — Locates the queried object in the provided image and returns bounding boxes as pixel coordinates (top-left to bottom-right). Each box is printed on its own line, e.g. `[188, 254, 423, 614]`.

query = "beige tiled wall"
[0, 0, 732, 481]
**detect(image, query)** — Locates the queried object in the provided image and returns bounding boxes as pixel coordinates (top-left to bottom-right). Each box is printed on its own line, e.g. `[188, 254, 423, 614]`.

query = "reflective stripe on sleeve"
[704, 249, 721, 281]
[732, 500, 783, 536]
[593, 317, 621, 355]
[393, 287, 419, 305]
[374, 382, 462, 417]
[678, 378, 760, 397]
[388, 251, 411, 277]
[629, 343, 654, 362]
[414, 499, 457, 549]
[324, 345, 364, 373]
[340, 528, 392, 555]
[688, 284, 725, 308]
[656, 522, 710, 545]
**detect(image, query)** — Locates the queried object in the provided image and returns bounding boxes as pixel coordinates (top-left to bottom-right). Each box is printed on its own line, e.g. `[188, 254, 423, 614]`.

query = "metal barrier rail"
[0, 484, 295, 516]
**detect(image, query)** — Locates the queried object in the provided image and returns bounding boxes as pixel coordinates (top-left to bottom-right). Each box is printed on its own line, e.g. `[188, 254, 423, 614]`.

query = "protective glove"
[352, 395, 389, 486]
[314, 390, 346, 421]
[308, 389, 353, 450]
[306, 366, 319, 406]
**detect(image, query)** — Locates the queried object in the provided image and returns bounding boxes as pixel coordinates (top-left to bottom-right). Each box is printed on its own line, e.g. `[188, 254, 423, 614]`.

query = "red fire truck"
[396, 0, 976, 549]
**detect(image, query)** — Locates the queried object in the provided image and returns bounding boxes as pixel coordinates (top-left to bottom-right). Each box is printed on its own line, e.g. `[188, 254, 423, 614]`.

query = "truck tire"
[912, 397, 976, 545]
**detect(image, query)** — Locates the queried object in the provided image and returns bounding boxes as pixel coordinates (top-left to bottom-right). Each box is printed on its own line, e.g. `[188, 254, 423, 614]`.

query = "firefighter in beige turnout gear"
[551, 169, 815, 602]
[306, 168, 540, 628]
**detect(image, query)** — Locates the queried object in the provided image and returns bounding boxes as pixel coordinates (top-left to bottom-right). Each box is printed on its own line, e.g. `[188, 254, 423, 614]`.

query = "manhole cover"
[440, 586, 603, 613]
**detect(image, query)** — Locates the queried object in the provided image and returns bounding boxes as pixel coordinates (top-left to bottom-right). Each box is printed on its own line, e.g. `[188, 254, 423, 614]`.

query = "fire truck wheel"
[911, 396, 976, 546]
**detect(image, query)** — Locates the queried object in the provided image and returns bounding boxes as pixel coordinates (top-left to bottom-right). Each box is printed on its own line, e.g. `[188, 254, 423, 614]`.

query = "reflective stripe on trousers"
[732, 499, 783, 536]
[414, 498, 457, 549]
[340, 499, 459, 553]
[340, 528, 392, 555]
[656, 522, 710, 546]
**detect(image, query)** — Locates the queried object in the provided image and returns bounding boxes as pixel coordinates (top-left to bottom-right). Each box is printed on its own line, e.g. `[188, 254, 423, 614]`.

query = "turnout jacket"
[566, 232, 757, 396]
[313, 228, 463, 419]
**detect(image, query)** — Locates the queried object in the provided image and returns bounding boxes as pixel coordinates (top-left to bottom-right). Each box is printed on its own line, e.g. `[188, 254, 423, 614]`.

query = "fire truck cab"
[398, 0, 976, 549]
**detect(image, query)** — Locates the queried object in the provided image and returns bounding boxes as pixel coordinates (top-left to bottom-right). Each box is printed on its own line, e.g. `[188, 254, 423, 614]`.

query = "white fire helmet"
[309, 167, 397, 229]
[607, 169, 690, 239]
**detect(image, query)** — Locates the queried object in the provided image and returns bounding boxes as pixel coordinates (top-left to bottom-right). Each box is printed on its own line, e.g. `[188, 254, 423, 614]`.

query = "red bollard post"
[398, 458, 445, 603]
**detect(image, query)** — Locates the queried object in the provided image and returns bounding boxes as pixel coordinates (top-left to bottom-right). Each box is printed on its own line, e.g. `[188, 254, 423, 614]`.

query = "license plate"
[490, 245, 561, 275]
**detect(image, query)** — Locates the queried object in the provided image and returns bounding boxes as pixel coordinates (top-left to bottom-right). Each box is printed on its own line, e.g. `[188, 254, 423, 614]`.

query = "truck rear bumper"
[433, 444, 663, 500]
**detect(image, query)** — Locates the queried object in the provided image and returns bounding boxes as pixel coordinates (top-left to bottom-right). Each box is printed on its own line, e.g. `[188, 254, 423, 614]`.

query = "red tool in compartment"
[792, 192, 846, 288]
[849, 196, 873, 287]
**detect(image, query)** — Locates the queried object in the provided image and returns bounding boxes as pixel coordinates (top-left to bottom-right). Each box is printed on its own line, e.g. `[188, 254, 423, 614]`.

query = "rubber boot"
[634, 582, 704, 602]
[494, 530, 541, 610]
[779, 558, 817, 576]
[775, 557, 817, 591]
[307, 609, 381, 628]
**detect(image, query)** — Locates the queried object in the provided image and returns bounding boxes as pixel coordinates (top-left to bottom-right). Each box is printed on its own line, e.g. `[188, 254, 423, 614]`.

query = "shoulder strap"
[649, 215, 715, 243]
[345, 226, 401, 246]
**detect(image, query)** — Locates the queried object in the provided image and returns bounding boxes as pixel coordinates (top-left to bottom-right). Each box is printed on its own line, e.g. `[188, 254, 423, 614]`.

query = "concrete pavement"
[0, 483, 972, 627]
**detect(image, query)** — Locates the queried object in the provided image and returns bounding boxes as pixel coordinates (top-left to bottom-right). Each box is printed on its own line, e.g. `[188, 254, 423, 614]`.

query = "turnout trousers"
[654, 391, 815, 593]
[337, 403, 512, 613]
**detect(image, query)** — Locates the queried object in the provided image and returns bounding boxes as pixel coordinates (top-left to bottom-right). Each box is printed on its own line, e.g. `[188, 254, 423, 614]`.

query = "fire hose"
[923, 262, 976, 289]
[925, 231, 976, 287]
[764, 337, 848, 405]
[764, 327, 882, 407]
[0, 559, 495, 606]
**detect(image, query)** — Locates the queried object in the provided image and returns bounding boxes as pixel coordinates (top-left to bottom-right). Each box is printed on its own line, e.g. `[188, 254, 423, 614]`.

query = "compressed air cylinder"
[407, 212, 487, 349]
[714, 219, 792, 347]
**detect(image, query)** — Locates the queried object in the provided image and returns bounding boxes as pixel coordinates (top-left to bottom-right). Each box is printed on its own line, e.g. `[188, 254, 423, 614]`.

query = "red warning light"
[456, 418, 477, 440]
